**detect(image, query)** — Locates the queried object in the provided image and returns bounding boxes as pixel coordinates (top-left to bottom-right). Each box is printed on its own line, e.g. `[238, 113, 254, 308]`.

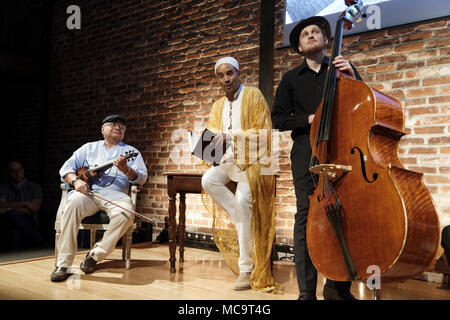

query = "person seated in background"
[0, 161, 44, 251]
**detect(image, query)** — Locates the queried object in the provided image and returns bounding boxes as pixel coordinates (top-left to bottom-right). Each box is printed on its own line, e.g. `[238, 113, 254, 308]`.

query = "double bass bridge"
[310, 163, 352, 180]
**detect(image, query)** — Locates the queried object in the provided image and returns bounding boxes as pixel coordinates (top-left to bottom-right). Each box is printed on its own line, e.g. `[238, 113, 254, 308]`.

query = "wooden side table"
[164, 172, 203, 273]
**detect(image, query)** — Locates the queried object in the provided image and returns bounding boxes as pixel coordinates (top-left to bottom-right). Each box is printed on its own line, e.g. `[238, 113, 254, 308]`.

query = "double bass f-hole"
[350, 146, 378, 183]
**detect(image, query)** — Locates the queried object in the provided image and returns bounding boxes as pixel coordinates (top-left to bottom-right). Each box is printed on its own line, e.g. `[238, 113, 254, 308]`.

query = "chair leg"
[54, 231, 60, 267]
[123, 228, 133, 269]
[90, 230, 96, 249]
[121, 230, 130, 261]
[125, 248, 131, 270]
[122, 237, 126, 261]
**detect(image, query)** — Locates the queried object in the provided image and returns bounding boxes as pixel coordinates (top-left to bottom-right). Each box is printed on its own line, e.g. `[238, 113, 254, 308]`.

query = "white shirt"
[219, 85, 247, 182]
[59, 140, 148, 202]
[221, 84, 244, 134]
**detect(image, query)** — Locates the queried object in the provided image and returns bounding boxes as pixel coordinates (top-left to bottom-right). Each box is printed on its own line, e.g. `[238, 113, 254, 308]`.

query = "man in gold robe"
[201, 57, 281, 293]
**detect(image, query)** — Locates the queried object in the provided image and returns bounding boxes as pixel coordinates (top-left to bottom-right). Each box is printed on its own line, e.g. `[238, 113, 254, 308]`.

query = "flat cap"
[102, 114, 127, 126]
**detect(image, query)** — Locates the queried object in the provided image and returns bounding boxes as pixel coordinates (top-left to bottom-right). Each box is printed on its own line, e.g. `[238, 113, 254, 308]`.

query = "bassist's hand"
[333, 55, 356, 79]
[74, 179, 90, 195]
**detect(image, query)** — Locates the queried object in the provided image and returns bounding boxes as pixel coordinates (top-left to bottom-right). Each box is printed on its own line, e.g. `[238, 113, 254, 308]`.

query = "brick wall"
[44, 0, 449, 245]
[45, 0, 264, 237]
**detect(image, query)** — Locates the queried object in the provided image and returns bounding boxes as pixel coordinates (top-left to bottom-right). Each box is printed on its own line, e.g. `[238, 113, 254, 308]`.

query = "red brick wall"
[45, 0, 264, 236]
[45, 1, 449, 244]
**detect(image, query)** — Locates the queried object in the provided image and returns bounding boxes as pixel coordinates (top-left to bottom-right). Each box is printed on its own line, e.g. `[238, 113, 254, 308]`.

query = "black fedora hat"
[102, 114, 127, 126]
[289, 16, 331, 54]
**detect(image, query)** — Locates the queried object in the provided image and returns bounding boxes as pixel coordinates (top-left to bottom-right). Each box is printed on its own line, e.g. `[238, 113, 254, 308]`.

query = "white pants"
[57, 191, 134, 268]
[202, 166, 253, 273]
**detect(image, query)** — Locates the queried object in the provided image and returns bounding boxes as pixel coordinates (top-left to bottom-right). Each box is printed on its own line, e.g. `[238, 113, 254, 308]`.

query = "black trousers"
[442, 225, 450, 264]
[291, 134, 351, 296]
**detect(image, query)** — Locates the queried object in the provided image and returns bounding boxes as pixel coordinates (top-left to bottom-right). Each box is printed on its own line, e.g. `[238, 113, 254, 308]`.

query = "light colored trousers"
[57, 191, 133, 268]
[201, 166, 253, 273]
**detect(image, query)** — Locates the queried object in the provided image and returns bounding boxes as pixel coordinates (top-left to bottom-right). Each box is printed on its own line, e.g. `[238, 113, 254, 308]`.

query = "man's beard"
[302, 42, 324, 56]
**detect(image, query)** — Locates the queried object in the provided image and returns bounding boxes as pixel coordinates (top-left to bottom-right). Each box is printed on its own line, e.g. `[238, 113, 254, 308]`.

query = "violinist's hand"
[73, 179, 90, 195]
[113, 155, 129, 174]
[332, 55, 356, 79]
[308, 114, 315, 124]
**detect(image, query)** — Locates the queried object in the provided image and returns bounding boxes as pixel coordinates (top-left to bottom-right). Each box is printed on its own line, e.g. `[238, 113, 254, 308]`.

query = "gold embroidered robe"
[202, 86, 282, 293]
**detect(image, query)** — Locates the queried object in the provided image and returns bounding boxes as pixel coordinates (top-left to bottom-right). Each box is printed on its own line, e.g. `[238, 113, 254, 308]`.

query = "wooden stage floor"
[0, 242, 449, 300]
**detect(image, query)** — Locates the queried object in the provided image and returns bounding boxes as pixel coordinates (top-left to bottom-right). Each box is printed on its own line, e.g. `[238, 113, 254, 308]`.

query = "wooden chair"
[54, 183, 138, 269]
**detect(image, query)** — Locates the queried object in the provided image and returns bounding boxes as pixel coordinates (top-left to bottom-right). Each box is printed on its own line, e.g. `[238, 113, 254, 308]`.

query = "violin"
[75, 151, 138, 186]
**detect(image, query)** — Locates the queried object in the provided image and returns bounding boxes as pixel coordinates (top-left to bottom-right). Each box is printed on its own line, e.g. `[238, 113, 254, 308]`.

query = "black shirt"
[271, 56, 361, 140]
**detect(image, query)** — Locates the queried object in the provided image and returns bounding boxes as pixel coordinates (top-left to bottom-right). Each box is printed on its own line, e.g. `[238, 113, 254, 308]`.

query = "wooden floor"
[0, 242, 449, 300]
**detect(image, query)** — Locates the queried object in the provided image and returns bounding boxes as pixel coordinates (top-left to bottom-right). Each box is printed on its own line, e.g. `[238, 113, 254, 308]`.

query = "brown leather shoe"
[50, 267, 70, 282]
[80, 253, 97, 274]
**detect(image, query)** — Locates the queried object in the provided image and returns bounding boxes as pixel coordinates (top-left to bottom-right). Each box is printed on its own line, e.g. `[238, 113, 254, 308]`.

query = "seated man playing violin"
[51, 114, 147, 282]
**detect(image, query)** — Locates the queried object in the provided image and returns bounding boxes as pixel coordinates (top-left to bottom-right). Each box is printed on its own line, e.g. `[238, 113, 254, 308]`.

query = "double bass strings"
[309, 17, 345, 192]
[310, 19, 339, 187]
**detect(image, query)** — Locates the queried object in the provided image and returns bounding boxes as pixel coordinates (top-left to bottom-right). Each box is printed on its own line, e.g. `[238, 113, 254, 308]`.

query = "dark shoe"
[80, 253, 97, 274]
[323, 285, 357, 300]
[50, 267, 70, 282]
[298, 293, 317, 300]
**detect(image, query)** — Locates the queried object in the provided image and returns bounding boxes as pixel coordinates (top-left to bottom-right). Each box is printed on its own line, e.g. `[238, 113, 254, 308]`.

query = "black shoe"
[80, 253, 97, 274]
[50, 267, 71, 282]
[323, 285, 357, 300]
[298, 293, 317, 300]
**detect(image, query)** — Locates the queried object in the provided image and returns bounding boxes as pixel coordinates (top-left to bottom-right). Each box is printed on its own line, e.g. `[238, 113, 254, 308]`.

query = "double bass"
[306, 0, 440, 285]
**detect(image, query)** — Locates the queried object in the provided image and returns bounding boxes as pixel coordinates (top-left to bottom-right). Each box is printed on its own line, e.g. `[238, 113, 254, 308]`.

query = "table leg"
[178, 193, 186, 262]
[168, 193, 177, 273]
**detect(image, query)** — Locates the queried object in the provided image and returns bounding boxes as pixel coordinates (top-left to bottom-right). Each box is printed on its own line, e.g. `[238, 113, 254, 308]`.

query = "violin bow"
[88, 191, 153, 224]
